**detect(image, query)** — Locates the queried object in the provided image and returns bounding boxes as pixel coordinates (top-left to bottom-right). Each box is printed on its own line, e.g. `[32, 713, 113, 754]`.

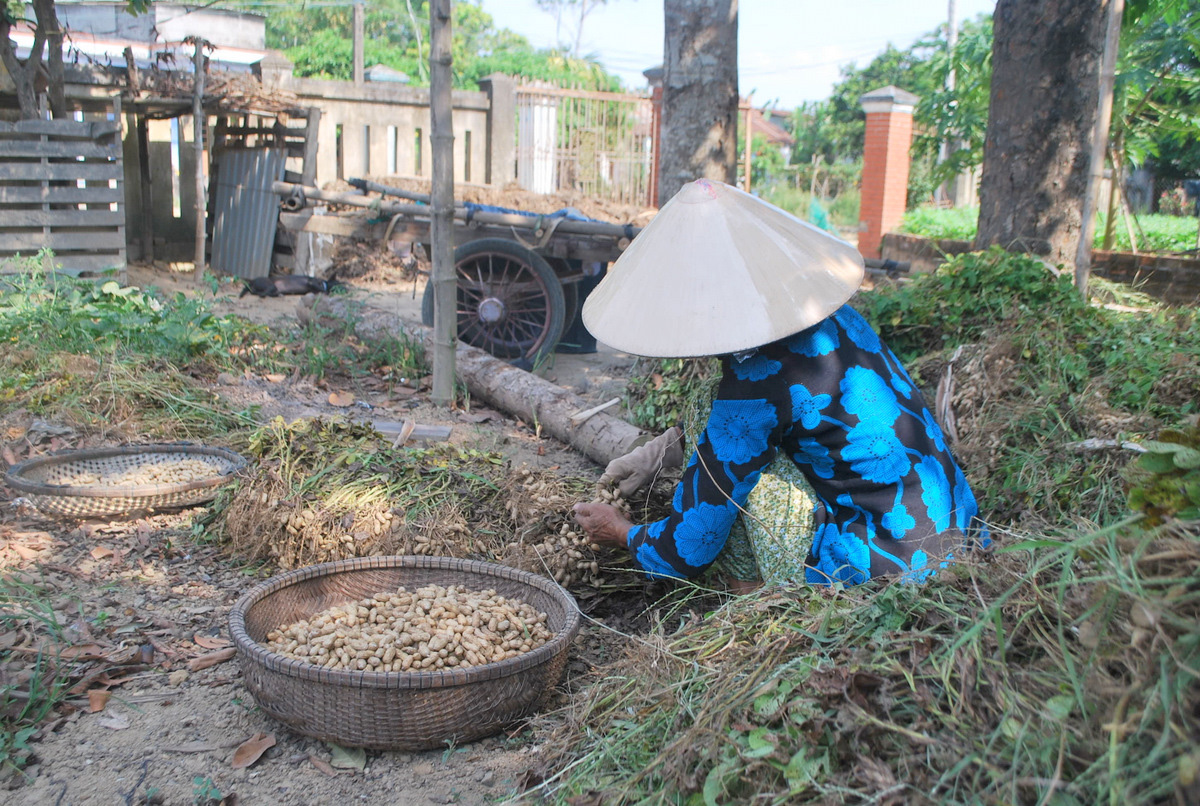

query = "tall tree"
[974, 0, 1109, 268]
[658, 0, 738, 204]
[536, 0, 608, 59]
[1, 0, 67, 119]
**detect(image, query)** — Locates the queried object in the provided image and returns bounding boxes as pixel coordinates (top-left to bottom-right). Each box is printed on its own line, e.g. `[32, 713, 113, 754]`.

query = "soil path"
[2, 263, 646, 805]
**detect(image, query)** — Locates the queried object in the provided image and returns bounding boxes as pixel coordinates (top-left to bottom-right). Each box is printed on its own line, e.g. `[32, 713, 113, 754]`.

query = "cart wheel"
[422, 238, 566, 362]
[560, 282, 580, 336]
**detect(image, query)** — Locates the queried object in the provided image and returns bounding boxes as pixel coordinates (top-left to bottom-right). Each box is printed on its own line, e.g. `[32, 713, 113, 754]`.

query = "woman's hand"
[572, 502, 634, 550]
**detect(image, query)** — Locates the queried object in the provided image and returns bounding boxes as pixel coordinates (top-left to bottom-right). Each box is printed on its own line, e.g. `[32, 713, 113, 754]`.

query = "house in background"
[747, 106, 796, 165]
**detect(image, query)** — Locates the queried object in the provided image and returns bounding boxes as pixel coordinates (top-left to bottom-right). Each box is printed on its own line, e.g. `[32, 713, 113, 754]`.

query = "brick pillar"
[858, 85, 919, 260]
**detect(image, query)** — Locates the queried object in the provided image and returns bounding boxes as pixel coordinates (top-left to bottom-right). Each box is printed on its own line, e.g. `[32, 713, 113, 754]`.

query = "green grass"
[898, 207, 1200, 253]
[759, 184, 861, 232]
[0, 576, 72, 779]
[533, 516, 1200, 805]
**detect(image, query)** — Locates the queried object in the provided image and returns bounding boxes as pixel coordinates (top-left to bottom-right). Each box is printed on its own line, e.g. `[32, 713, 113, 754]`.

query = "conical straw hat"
[582, 179, 865, 358]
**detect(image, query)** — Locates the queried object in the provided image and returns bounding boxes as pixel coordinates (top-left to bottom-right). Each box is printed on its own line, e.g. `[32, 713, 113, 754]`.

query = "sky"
[479, 0, 997, 109]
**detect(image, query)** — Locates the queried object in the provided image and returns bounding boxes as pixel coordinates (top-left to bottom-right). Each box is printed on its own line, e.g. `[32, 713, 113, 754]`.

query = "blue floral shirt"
[627, 305, 989, 585]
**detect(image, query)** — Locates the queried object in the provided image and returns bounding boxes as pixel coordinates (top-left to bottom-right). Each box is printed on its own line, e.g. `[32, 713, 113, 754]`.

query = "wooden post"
[191, 40, 208, 282]
[742, 100, 752, 192]
[352, 0, 365, 86]
[1075, 0, 1124, 297]
[301, 107, 321, 187]
[136, 116, 154, 264]
[429, 0, 456, 407]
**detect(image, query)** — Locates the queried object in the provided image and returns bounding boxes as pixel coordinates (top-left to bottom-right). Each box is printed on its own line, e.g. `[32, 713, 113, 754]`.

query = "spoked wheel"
[422, 238, 566, 362]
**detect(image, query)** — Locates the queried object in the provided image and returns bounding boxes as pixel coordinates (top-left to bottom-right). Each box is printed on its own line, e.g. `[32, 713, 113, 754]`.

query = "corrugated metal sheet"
[210, 148, 285, 279]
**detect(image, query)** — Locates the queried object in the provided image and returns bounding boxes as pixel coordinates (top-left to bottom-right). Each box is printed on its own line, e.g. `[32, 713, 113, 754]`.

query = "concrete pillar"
[478, 73, 516, 186]
[859, 85, 918, 260]
[254, 51, 294, 90]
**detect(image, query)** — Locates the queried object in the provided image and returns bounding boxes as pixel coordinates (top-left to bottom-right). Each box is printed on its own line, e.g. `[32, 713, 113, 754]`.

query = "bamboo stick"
[428, 0, 456, 408]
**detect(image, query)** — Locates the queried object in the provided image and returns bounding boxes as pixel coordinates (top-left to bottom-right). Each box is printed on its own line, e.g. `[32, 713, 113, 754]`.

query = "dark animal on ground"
[240, 276, 344, 298]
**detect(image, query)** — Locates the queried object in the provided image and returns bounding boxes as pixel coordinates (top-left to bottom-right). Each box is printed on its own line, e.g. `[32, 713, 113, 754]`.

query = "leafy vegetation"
[0, 261, 428, 441]
[857, 248, 1200, 524]
[247, 0, 623, 91]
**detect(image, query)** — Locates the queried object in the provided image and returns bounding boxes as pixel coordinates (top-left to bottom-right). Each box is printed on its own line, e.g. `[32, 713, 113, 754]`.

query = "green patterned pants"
[681, 368, 817, 584]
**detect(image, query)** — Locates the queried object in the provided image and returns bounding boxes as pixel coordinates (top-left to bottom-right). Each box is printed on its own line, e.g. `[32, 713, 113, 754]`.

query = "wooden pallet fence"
[0, 118, 127, 276]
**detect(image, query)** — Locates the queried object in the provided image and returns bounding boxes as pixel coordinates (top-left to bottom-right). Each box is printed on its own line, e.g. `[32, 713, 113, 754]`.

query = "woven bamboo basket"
[3, 444, 246, 518]
[229, 556, 582, 750]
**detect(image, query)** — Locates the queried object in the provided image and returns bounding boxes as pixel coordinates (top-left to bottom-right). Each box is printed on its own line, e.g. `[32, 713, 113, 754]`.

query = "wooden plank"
[0, 141, 120, 159]
[0, 209, 126, 227]
[279, 211, 372, 238]
[220, 126, 310, 138]
[0, 185, 123, 204]
[0, 230, 126, 251]
[0, 163, 122, 181]
[0, 120, 118, 138]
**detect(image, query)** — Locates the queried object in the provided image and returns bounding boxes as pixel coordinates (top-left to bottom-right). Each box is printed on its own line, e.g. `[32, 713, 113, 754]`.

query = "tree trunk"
[428, 0, 457, 407]
[0, 12, 47, 120]
[974, 0, 1108, 269]
[32, 0, 66, 118]
[298, 296, 648, 467]
[657, 0, 738, 205]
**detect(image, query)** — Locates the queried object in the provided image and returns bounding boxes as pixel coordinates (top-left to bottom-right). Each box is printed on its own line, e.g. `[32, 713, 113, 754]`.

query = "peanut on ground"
[263, 583, 554, 672]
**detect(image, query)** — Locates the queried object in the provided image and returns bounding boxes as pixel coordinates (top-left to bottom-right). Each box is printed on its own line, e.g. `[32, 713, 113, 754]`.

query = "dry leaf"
[89, 546, 114, 560]
[97, 713, 130, 730]
[328, 743, 366, 771]
[59, 643, 108, 660]
[1, 446, 17, 466]
[87, 689, 111, 713]
[265, 373, 287, 383]
[328, 391, 355, 407]
[194, 634, 231, 651]
[308, 753, 338, 777]
[11, 544, 41, 560]
[188, 647, 236, 671]
[651, 373, 664, 390]
[231, 732, 275, 770]
[168, 669, 189, 686]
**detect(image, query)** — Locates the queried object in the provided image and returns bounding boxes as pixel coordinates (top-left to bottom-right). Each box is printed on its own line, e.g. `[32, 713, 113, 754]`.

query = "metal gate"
[515, 84, 654, 206]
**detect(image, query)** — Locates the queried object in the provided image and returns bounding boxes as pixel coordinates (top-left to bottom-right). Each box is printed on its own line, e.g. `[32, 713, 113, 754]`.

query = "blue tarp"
[460, 202, 595, 222]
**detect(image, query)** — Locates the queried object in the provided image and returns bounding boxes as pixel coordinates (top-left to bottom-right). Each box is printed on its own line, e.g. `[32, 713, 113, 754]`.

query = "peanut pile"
[57, 458, 218, 487]
[263, 583, 554, 672]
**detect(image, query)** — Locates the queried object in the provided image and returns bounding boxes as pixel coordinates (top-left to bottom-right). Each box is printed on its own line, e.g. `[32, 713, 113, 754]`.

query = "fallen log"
[297, 296, 648, 467]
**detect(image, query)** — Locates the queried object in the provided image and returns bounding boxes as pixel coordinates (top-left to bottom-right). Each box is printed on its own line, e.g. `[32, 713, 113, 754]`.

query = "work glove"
[600, 426, 685, 498]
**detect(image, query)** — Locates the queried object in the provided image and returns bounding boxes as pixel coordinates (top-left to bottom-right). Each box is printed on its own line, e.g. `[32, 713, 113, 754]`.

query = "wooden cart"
[274, 179, 642, 364]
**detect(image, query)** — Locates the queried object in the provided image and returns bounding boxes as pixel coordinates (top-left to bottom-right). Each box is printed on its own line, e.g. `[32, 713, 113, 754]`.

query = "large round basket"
[3, 444, 247, 518]
[229, 556, 582, 750]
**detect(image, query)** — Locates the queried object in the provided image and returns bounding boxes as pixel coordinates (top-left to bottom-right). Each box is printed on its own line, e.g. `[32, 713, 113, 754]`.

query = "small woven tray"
[229, 556, 582, 750]
[4, 444, 247, 518]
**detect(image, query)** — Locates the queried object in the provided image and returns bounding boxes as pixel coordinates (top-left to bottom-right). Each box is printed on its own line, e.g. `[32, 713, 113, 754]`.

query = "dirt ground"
[1, 262, 649, 805]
